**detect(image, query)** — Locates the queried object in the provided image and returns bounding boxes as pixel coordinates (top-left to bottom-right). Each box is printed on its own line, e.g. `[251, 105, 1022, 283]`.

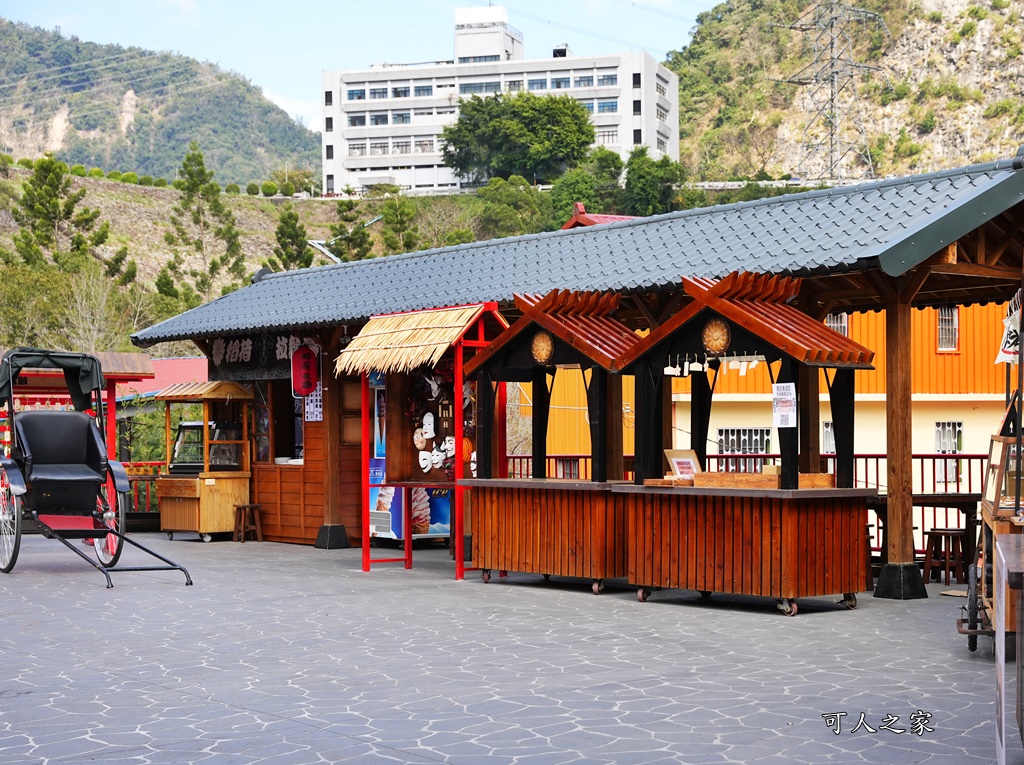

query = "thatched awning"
[335, 304, 490, 376]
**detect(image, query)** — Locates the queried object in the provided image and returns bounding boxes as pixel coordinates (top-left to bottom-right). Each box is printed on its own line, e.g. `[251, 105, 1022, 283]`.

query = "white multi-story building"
[320, 6, 679, 195]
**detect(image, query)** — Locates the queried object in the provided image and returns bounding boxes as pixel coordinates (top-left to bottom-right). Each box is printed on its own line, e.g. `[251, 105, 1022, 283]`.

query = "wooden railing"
[124, 461, 163, 513]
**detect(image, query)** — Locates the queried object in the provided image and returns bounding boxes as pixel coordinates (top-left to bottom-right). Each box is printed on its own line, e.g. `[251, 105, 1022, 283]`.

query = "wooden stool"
[922, 528, 964, 585]
[234, 504, 263, 543]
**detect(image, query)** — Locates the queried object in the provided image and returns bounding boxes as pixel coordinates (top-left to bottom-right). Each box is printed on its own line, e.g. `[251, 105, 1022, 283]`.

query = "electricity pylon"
[781, 0, 891, 180]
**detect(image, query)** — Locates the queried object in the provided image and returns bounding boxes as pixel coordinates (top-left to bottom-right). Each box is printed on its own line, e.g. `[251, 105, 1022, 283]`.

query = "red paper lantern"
[291, 345, 319, 397]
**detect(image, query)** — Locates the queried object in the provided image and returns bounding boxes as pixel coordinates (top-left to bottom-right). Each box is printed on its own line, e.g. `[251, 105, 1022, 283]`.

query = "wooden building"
[132, 150, 1024, 598]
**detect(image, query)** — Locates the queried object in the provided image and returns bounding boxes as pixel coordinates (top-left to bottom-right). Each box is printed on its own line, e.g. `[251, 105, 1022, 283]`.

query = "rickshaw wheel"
[93, 473, 125, 567]
[0, 468, 22, 573]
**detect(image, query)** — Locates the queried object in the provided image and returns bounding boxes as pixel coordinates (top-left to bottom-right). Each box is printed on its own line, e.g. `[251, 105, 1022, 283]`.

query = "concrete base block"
[873, 563, 928, 599]
[314, 524, 351, 549]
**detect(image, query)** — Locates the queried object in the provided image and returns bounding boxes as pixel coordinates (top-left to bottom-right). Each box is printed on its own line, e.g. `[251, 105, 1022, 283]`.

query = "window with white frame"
[597, 100, 618, 113]
[574, 75, 593, 88]
[348, 143, 366, 157]
[596, 129, 618, 145]
[393, 140, 411, 154]
[369, 141, 388, 156]
[415, 138, 434, 153]
[528, 78, 547, 91]
[393, 112, 411, 125]
[369, 87, 387, 99]
[935, 421, 963, 483]
[552, 77, 570, 89]
[414, 85, 433, 97]
[597, 73, 618, 86]
[825, 312, 849, 336]
[938, 305, 959, 351]
[717, 428, 772, 473]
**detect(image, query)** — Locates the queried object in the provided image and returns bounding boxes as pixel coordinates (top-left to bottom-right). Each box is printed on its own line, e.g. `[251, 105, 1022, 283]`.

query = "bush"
[70, 164, 86, 177]
[261, 181, 278, 197]
[154, 178, 168, 187]
[246, 182, 260, 196]
[967, 5, 988, 19]
[106, 170, 122, 181]
[225, 183, 241, 194]
[927, 10, 942, 22]
[984, 99, 1016, 118]
[120, 171, 139, 184]
[171, 179, 186, 191]
[138, 175, 153, 186]
[88, 167, 104, 178]
[281, 181, 295, 197]
[17, 158, 33, 169]
[992, 0, 1010, 9]
[917, 110, 938, 133]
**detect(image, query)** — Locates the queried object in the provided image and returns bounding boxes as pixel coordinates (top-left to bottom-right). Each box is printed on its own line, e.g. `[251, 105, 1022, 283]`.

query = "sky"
[0, 0, 720, 132]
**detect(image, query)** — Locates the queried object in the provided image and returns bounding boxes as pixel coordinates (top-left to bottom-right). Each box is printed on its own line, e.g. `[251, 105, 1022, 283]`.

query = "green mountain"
[664, 0, 1024, 180]
[0, 18, 319, 186]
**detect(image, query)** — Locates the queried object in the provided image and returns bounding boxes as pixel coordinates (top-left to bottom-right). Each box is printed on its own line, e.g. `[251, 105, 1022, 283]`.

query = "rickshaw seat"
[14, 410, 107, 485]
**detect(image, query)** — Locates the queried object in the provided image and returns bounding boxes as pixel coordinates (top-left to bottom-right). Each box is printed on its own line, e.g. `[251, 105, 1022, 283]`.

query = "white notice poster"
[772, 382, 797, 428]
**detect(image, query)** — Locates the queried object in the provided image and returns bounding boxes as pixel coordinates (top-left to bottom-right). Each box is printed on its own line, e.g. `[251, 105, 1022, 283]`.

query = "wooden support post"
[778, 358, 799, 490]
[531, 367, 551, 480]
[829, 369, 855, 489]
[876, 287, 927, 599]
[476, 370, 494, 480]
[606, 374, 624, 481]
[690, 368, 712, 472]
[798, 365, 820, 473]
[586, 367, 608, 482]
[633, 361, 664, 483]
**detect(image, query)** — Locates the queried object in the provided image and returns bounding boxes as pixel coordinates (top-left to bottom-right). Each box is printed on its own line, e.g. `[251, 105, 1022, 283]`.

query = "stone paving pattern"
[0, 533, 1016, 764]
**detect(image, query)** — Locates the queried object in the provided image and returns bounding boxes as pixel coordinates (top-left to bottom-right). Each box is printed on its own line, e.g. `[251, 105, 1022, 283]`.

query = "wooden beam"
[798, 364, 820, 473]
[631, 295, 658, 330]
[928, 263, 1022, 279]
[884, 289, 916, 564]
[988, 216, 1024, 264]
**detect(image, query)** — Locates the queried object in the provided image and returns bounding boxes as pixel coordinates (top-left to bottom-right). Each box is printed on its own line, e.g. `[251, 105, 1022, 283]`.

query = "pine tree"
[327, 199, 375, 262]
[266, 204, 313, 271]
[11, 153, 109, 271]
[156, 142, 243, 306]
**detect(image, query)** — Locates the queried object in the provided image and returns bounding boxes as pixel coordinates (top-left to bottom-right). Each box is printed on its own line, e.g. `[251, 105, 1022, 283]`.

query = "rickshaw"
[0, 348, 192, 588]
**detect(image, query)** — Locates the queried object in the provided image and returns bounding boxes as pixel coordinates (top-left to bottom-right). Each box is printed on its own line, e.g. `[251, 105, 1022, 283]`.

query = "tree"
[548, 169, 599, 226]
[11, 153, 109, 271]
[380, 196, 419, 255]
[417, 197, 478, 250]
[476, 176, 547, 240]
[623, 148, 686, 217]
[265, 204, 313, 271]
[156, 142, 243, 307]
[327, 199, 375, 262]
[441, 91, 595, 183]
[270, 167, 315, 195]
[585, 146, 625, 212]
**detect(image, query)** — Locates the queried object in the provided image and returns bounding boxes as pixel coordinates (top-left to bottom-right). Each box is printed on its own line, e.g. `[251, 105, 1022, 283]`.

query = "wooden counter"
[461, 479, 627, 591]
[157, 472, 250, 540]
[610, 484, 874, 614]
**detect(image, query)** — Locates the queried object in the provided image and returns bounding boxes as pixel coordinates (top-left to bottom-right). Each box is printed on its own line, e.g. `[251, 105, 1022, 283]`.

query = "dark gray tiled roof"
[132, 154, 1024, 347]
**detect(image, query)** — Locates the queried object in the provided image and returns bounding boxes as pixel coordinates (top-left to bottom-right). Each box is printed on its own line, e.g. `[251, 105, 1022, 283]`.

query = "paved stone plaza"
[0, 532, 1015, 764]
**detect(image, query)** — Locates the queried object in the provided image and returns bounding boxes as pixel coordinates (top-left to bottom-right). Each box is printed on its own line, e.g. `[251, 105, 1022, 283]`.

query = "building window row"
[459, 81, 501, 95]
[596, 129, 618, 145]
[339, 71, 633, 107]
[347, 139, 436, 157]
[597, 100, 618, 113]
[458, 55, 500, 63]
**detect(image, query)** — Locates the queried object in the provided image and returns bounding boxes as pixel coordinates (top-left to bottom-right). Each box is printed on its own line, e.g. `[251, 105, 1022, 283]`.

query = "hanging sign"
[996, 312, 1019, 365]
[772, 382, 797, 428]
[291, 345, 319, 398]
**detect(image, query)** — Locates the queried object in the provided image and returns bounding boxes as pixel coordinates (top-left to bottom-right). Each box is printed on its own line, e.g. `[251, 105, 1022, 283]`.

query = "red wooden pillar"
[361, 372, 371, 572]
[105, 381, 117, 459]
[454, 341, 466, 579]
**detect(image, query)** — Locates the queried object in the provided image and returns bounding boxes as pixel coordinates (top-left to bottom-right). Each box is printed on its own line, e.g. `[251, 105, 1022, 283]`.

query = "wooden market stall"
[616, 272, 877, 614]
[465, 274, 878, 614]
[154, 381, 253, 541]
[334, 303, 507, 579]
[462, 290, 643, 593]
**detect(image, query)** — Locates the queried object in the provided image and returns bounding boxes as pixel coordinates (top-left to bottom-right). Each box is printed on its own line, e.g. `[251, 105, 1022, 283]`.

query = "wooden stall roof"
[617, 272, 875, 370]
[155, 380, 254, 402]
[334, 303, 506, 376]
[464, 289, 643, 376]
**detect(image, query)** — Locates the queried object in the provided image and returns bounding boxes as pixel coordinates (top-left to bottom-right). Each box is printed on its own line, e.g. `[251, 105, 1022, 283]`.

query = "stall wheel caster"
[481, 569, 491, 583]
[592, 579, 605, 595]
[778, 599, 798, 617]
[698, 590, 712, 599]
[200, 533, 213, 543]
[840, 593, 857, 610]
[166, 532, 174, 541]
[637, 587, 651, 603]
[543, 573, 551, 581]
